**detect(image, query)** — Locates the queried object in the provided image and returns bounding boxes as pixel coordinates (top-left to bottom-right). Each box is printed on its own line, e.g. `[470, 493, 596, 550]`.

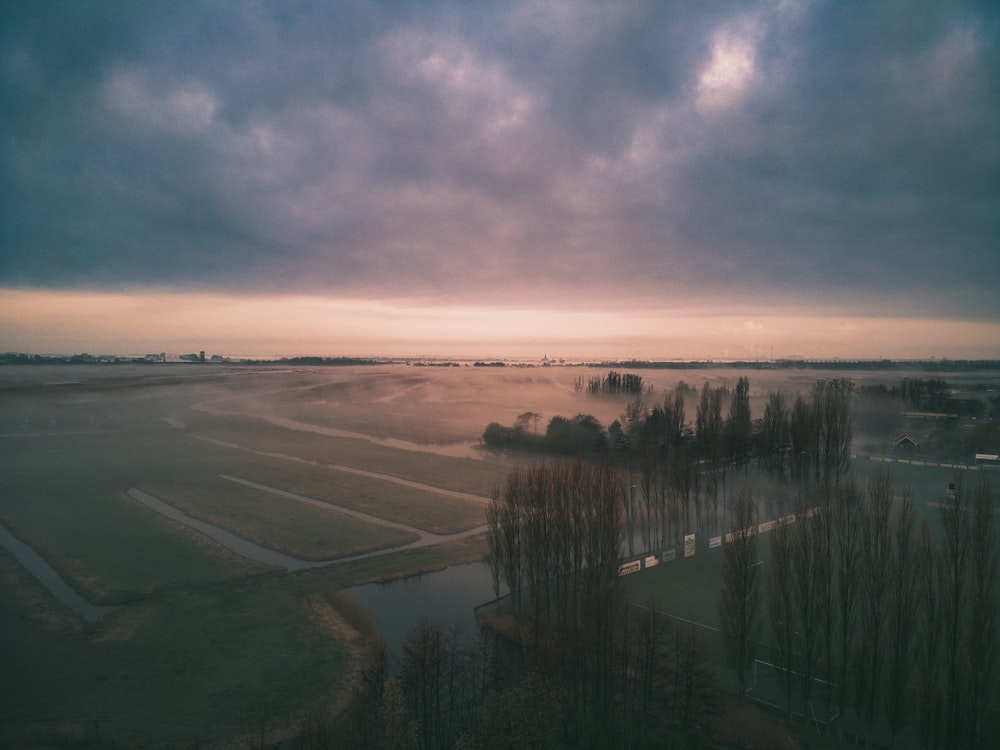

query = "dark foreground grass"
[0, 558, 348, 748]
[0, 532, 490, 749]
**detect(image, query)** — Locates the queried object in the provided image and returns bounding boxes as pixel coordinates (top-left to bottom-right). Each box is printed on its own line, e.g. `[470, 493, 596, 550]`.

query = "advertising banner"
[618, 560, 641, 576]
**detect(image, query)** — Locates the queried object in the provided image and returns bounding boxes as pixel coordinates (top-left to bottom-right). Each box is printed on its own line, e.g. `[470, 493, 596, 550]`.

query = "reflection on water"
[344, 561, 500, 656]
[0, 522, 118, 623]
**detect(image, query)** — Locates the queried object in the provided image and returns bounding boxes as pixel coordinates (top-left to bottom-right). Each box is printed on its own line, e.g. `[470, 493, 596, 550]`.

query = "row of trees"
[718, 471, 998, 749]
[305, 461, 724, 749]
[485, 462, 623, 640]
[485, 376, 855, 485]
[482, 413, 606, 455]
[574, 370, 647, 396]
[481, 461, 721, 748]
[621, 377, 853, 556]
[484, 377, 855, 559]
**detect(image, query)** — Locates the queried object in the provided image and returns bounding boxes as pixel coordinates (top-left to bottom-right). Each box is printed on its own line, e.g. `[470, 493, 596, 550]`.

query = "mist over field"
[3, 0, 1000, 744]
[1, 360, 998, 747]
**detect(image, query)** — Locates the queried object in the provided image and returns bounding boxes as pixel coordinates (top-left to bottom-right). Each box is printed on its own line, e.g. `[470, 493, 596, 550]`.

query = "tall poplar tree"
[967, 474, 997, 750]
[769, 520, 796, 719]
[719, 488, 760, 694]
[885, 488, 916, 748]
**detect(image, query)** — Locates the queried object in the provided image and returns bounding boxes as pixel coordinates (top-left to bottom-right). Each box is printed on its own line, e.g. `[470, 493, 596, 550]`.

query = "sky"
[2, 0, 999, 360]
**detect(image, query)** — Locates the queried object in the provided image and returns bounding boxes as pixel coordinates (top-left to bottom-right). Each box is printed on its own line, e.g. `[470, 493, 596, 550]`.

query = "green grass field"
[141, 476, 419, 560]
[190, 411, 512, 496]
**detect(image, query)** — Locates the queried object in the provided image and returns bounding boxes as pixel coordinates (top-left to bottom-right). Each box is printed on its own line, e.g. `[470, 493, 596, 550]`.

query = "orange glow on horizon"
[2, 288, 999, 361]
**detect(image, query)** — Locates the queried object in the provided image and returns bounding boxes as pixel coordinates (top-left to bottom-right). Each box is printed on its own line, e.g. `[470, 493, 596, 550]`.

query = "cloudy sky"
[2, 0, 998, 359]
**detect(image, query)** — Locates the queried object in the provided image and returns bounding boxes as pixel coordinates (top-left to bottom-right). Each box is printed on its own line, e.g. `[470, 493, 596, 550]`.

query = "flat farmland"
[1, 362, 996, 746]
[0, 362, 616, 745]
[139, 477, 418, 560]
[187, 415, 506, 502]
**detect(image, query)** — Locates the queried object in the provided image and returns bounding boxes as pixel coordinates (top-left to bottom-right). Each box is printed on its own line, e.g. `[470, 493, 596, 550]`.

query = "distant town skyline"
[2, 2, 998, 360]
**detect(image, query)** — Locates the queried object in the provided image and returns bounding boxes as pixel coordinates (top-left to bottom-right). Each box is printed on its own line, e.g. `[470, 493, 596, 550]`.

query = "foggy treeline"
[720, 471, 997, 749]
[466, 375, 997, 749]
[574, 370, 648, 397]
[486, 375, 854, 553]
[290, 374, 997, 749]
[486, 372, 1000, 464]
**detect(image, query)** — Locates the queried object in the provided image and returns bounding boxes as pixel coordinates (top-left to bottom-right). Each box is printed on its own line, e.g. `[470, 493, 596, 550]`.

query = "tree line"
[719, 471, 998, 749]
[299, 372, 995, 749]
[484, 375, 854, 483]
[485, 376, 854, 558]
[480, 461, 722, 748]
[574, 370, 648, 396]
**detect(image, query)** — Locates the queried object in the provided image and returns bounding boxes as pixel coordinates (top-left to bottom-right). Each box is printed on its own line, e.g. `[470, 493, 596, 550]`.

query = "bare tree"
[627, 601, 672, 742]
[832, 475, 862, 738]
[789, 393, 816, 486]
[792, 493, 822, 721]
[485, 492, 502, 603]
[812, 484, 836, 722]
[759, 390, 789, 477]
[719, 488, 760, 694]
[856, 468, 893, 748]
[967, 474, 997, 750]
[885, 487, 916, 748]
[813, 378, 854, 488]
[668, 624, 720, 731]
[727, 376, 753, 474]
[768, 519, 796, 720]
[515, 411, 541, 434]
[379, 677, 418, 750]
[399, 618, 445, 750]
[939, 473, 969, 743]
[915, 521, 942, 750]
[696, 382, 726, 531]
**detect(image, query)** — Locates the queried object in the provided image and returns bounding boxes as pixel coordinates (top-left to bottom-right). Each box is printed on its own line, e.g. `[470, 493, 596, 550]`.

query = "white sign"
[644, 555, 659, 569]
[709, 535, 722, 549]
[684, 533, 695, 558]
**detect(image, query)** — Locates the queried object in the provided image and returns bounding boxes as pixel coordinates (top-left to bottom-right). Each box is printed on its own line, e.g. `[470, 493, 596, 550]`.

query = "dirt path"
[192, 434, 490, 504]
[188, 378, 483, 459]
[127, 485, 488, 571]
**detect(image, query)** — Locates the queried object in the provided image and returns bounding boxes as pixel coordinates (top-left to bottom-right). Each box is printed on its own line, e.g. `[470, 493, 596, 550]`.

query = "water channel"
[0, 522, 118, 623]
[343, 561, 499, 657]
[1, 490, 496, 640]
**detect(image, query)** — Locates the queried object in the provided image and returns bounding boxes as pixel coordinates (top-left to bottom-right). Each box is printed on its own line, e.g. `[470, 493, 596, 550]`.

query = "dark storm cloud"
[2, 0, 998, 316]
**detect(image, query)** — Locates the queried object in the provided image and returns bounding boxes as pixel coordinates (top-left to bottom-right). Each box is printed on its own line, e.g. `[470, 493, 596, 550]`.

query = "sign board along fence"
[618, 559, 641, 576]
